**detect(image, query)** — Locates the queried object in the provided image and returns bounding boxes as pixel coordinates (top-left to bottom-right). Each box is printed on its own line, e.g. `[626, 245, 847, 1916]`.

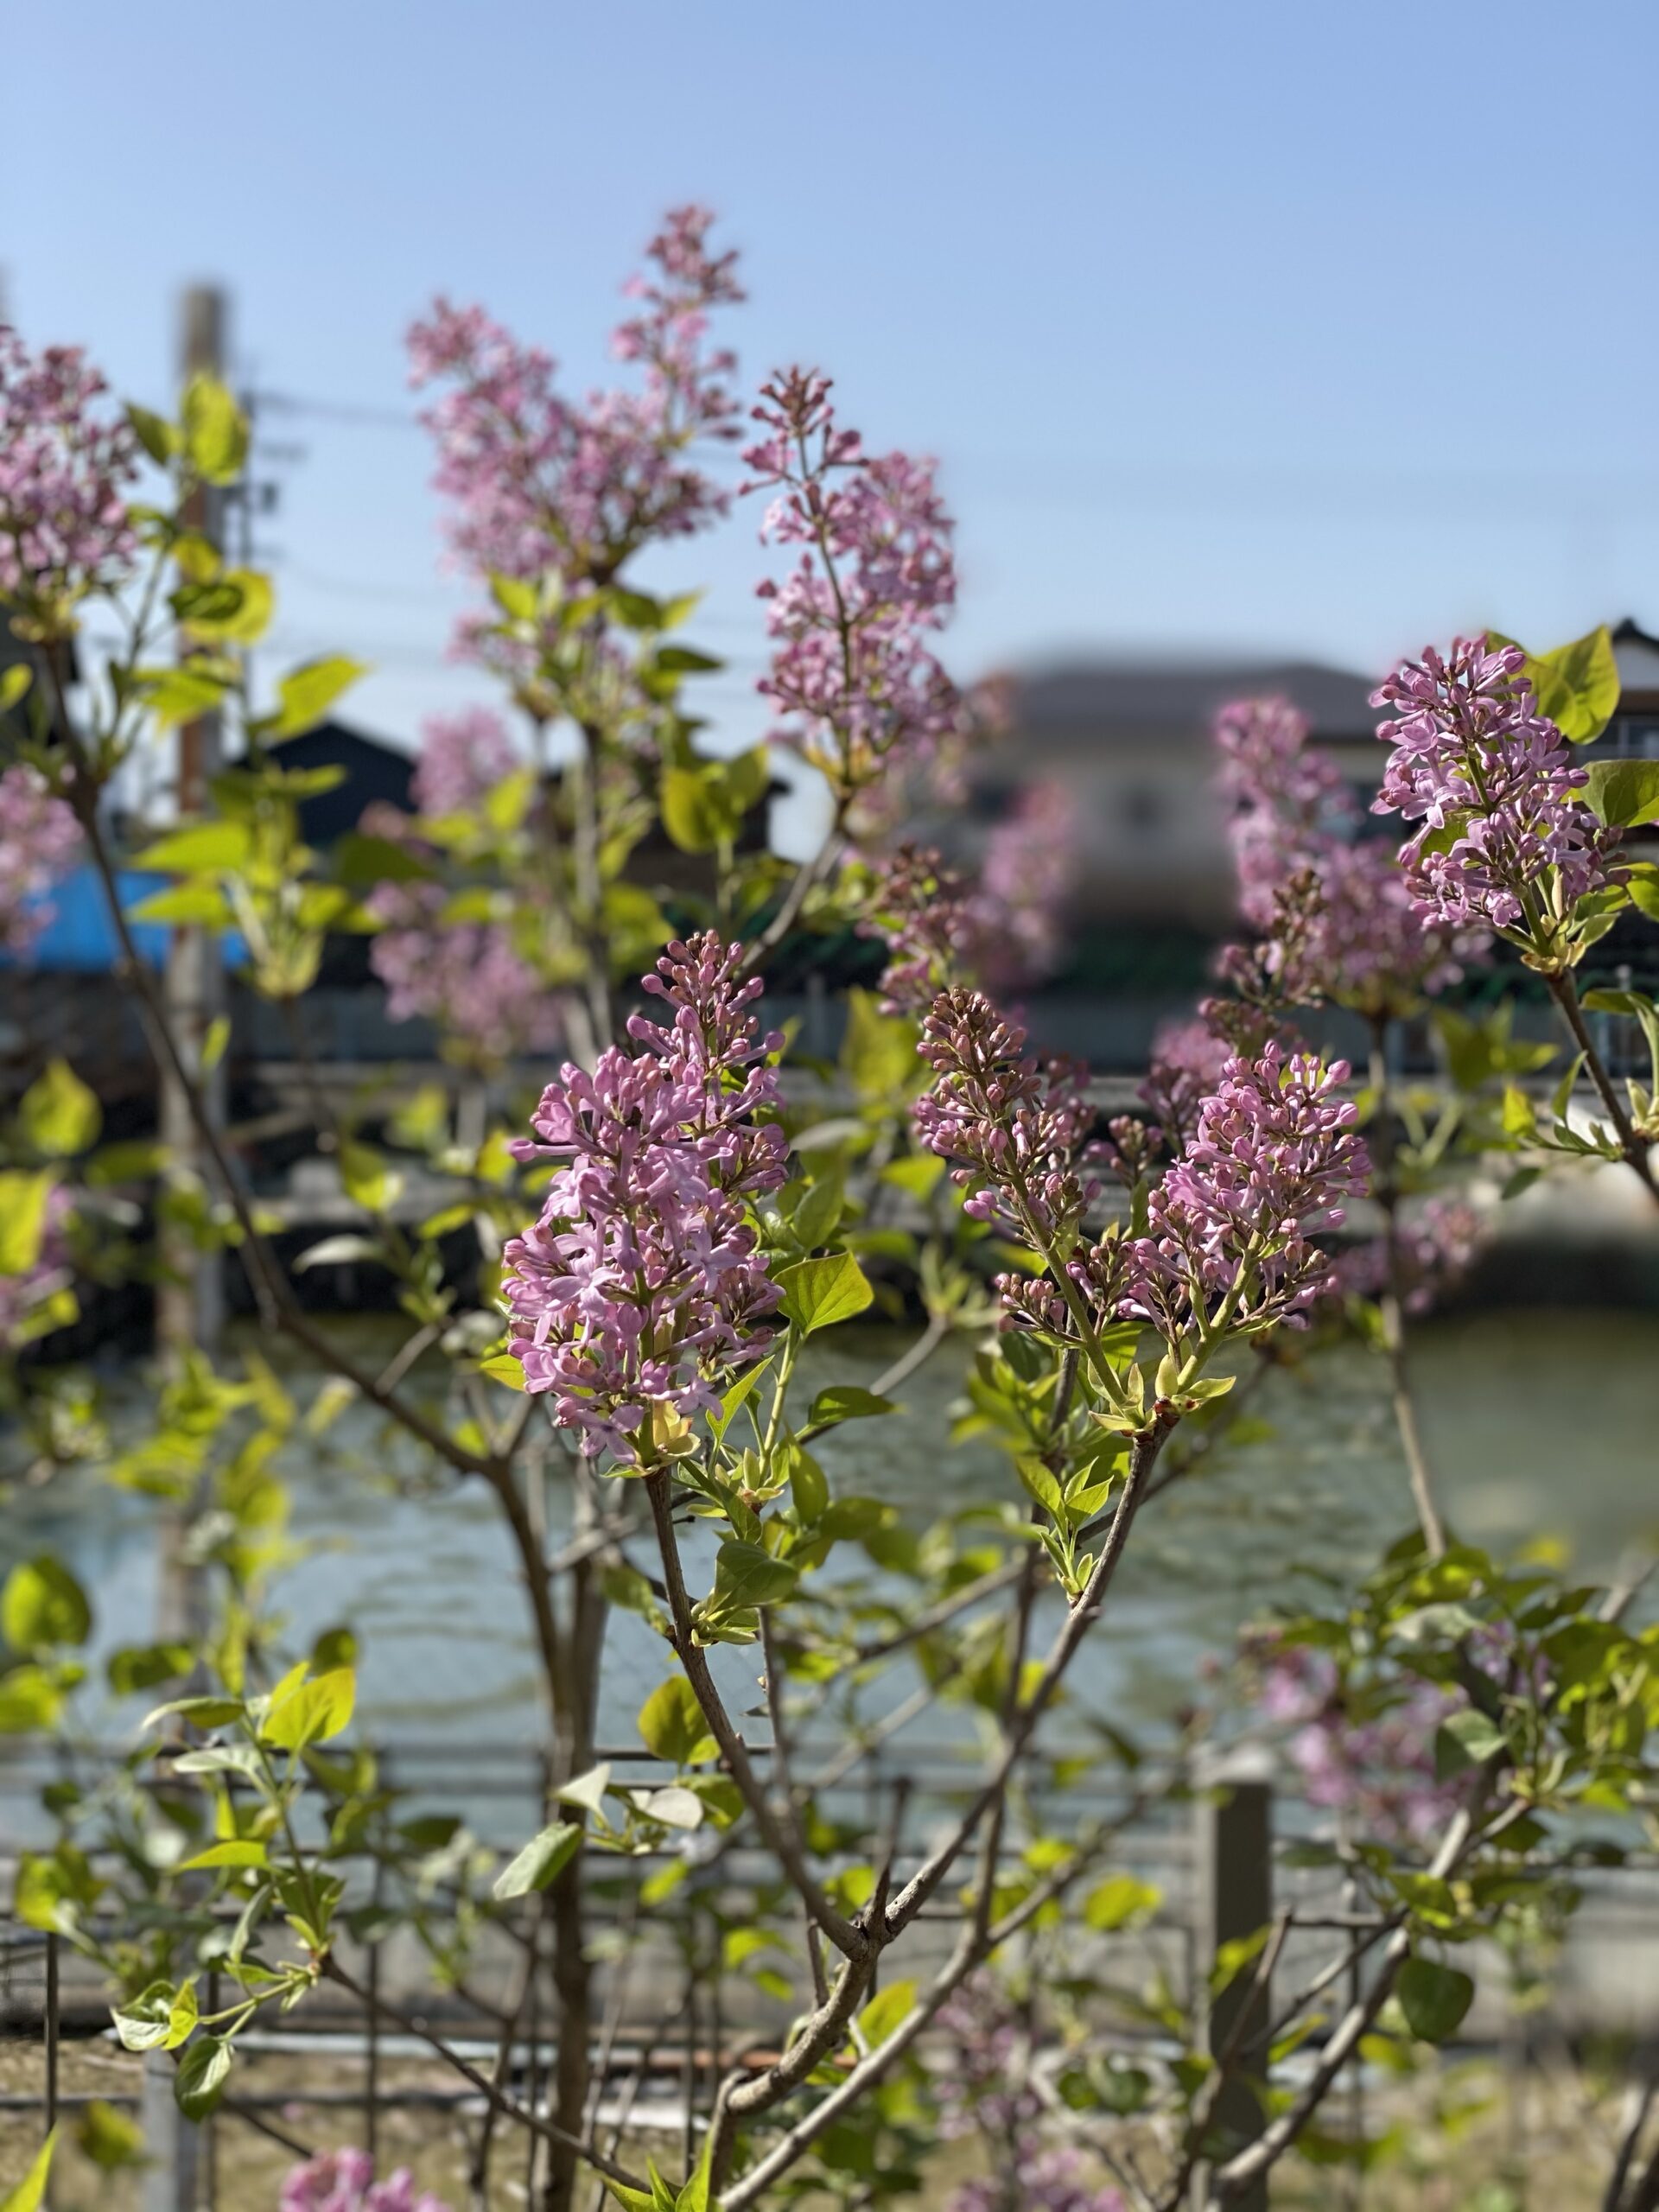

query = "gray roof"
[1014, 656, 1378, 745]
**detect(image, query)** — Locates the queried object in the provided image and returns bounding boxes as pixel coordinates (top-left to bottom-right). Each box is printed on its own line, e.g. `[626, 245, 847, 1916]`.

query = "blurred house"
[960, 655, 1376, 932]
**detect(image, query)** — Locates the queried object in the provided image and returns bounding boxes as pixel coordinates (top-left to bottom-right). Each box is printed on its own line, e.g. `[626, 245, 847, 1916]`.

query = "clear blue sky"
[9, 0, 1659, 839]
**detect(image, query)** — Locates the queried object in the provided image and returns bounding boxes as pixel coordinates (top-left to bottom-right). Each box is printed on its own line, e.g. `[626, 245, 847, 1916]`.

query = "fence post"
[143, 2048, 200, 2212]
[1192, 1745, 1274, 2212]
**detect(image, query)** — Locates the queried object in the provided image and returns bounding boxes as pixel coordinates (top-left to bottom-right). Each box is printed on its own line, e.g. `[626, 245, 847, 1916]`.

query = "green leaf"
[261, 1666, 355, 1752]
[1396, 1956, 1475, 2044]
[2, 1558, 91, 1655]
[181, 568, 273, 645]
[0, 1669, 63, 1733]
[1577, 758, 1659, 830]
[18, 1058, 101, 1157]
[806, 1385, 896, 1429]
[175, 2031, 232, 2120]
[779, 1252, 874, 1335]
[677, 2119, 718, 2212]
[1433, 1707, 1506, 1779]
[556, 1762, 613, 1815]
[840, 987, 922, 1103]
[1, 2129, 55, 2212]
[127, 882, 236, 928]
[135, 664, 232, 728]
[271, 656, 369, 740]
[333, 830, 437, 887]
[1084, 1872, 1161, 1930]
[75, 2100, 146, 2171]
[134, 821, 252, 873]
[112, 1980, 196, 2054]
[479, 1351, 526, 1390]
[0, 663, 32, 714]
[1516, 625, 1620, 743]
[493, 1821, 582, 1901]
[1017, 1457, 1064, 1516]
[660, 763, 733, 854]
[856, 1980, 917, 2050]
[126, 402, 180, 464]
[712, 1540, 800, 1611]
[785, 1438, 829, 1523]
[180, 1840, 268, 1872]
[0, 1172, 53, 1276]
[709, 1358, 772, 1441]
[181, 375, 248, 485]
[638, 1676, 717, 1767]
[107, 1642, 194, 1695]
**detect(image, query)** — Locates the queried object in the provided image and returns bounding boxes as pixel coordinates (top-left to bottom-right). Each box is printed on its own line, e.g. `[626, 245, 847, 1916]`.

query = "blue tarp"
[0, 865, 248, 971]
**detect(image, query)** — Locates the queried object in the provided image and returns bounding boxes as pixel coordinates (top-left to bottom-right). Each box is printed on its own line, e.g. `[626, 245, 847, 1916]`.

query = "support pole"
[1192, 1747, 1274, 2212]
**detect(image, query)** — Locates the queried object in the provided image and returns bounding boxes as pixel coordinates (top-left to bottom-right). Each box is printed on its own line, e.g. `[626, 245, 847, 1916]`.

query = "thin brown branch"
[645, 1469, 868, 1961]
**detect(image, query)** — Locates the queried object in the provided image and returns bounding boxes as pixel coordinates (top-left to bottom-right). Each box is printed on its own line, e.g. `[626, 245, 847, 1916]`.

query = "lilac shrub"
[281, 2152, 448, 2212]
[0, 328, 137, 635]
[409, 207, 741, 597]
[1214, 691, 1484, 1016]
[501, 932, 787, 1459]
[1371, 634, 1610, 943]
[0, 764, 80, 951]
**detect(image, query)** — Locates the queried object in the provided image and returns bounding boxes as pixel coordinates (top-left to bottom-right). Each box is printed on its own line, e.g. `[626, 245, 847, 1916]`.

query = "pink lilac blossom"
[1370, 636, 1611, 934]
[1335, 1194, 1484, 1316]
[744, 368, 971, 798]
[913, 990, 1098, 1248]
[1258, 1642, 1462, 1846]
[500, 934, 787, 1462]
[0, 1183, 71, 1351]
[1138, 1018, 1231, 1156]
[411, 707, 516, 816]
[933, 1975, 1125, 2212]
[1119, 1045, 1370, 1341]
[409, 207, 741, 597]
[1214, 694, 1483, 1012]
[860, 792, 1077, 1013]
[0, 764, 81, 952]
[280, 2150, 448, 2212]
[976, 779, 1077, 989]
[368, 882, 563, 1065]
[0, 330, 137, 625]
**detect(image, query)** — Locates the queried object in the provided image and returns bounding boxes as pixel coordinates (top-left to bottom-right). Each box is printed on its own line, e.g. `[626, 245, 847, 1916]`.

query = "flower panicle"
[502, 932, 786, 1463]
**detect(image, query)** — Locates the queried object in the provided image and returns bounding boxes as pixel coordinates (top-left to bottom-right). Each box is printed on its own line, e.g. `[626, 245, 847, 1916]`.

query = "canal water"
[7, 1308, 1656, 1789]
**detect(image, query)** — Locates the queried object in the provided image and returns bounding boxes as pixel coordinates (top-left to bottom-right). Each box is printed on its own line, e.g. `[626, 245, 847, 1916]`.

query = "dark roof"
[254, 719, 415, 845]
[1013, 657, 1377, 745]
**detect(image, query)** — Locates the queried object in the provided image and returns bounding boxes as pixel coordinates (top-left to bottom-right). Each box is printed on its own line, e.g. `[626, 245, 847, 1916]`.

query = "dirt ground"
[0, 2031, 1647, 2210]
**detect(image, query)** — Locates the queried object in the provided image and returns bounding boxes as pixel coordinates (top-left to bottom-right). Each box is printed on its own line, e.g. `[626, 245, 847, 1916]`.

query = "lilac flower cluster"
[744, 368, 969, 798]
[281, 2151, 448, 2212]
[1371, 636, 1610, 936]
[1257, 1642, 1466, 1847]
[501, 934, 787, 1461]
[976, 779, 1078, 989]
[0, 329, 137, 629]
[410, 207, 741, 595]
[1137, 1017, 1231, 1156]
[1335, 1193, 1484, 1317]
[0, 1183, 71, 1352]
[1121, 1045, 1369, 1340]
[933, 1975, 1125, 2212]
[860, 788, 1077, 1012]
[366, 881, 562, 1065]
[912, 990, 1098, 1247]
[0, 764, 81, 952]
[410, 706, 516, 816]
[1215, 694, 1482, 1013]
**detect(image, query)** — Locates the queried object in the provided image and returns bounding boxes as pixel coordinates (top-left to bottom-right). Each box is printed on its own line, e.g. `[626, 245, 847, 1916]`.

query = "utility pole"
[146, 282, 232, 2212]
[156, 283, 230, 1375]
